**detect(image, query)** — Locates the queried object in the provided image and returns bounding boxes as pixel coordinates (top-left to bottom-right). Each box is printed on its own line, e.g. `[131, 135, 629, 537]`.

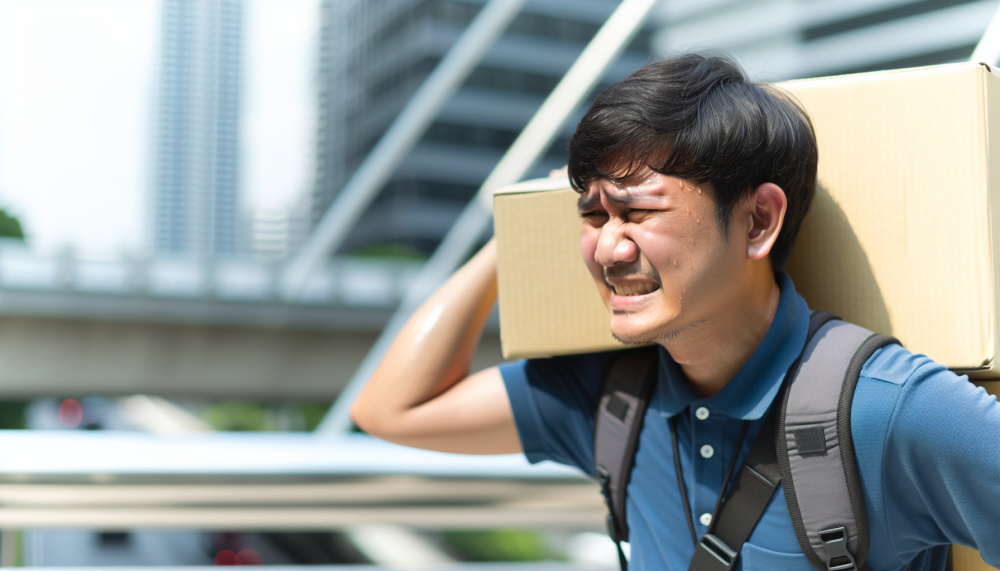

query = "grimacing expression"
[578, 168, 750, 345]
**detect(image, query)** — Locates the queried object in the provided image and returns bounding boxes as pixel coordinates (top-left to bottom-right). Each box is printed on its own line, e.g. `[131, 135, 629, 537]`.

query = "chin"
[610, 308, 693, 345]
[611, 331, 658, 346]
[609, 318, 668, 346]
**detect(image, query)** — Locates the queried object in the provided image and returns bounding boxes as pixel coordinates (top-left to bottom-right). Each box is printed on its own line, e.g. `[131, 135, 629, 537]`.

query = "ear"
[744, 183, 787, 261]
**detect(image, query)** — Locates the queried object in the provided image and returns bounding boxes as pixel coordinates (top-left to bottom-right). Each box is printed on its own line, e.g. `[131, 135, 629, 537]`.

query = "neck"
[664, 267, 781, 398]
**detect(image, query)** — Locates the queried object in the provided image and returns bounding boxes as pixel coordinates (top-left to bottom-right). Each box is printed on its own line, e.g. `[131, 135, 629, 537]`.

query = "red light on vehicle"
[214, 549, 239, 565]
[58, 399, 82, 428]
[214, 548, 263, 565]
[237, 548, 263, 564]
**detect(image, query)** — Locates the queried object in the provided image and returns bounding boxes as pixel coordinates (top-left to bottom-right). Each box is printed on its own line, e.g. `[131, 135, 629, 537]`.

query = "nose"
[594, 219, 638, 267]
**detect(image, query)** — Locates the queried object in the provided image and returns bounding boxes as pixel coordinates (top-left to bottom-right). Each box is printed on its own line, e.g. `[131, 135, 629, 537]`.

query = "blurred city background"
[0, 0, 994, 566]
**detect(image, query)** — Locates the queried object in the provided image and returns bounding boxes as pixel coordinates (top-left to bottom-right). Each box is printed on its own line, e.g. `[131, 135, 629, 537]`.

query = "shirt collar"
[655, 271, 810, 420]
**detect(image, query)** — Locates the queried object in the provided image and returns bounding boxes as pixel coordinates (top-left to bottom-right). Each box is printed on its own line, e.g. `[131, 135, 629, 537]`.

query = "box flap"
[492, 177, 572, 196]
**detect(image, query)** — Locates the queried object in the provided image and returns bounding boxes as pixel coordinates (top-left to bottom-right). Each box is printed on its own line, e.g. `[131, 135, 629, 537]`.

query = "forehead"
[576, 171, 675, 211]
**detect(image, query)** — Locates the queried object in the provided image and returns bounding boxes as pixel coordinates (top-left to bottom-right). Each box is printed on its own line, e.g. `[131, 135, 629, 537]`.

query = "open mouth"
[612, 282, 661, 296]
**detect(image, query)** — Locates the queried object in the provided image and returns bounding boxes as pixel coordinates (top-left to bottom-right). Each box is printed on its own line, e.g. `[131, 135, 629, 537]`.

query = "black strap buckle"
[605, 513, 622, 542]
[596, 467, 621, 542]
[690, 534, 738, 571]
[819, 527, 857, 571]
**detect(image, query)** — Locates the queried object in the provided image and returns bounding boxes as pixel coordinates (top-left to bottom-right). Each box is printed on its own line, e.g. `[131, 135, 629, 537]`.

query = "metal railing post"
[971, 1, 1000, 65]
[280, 0, 527, 300]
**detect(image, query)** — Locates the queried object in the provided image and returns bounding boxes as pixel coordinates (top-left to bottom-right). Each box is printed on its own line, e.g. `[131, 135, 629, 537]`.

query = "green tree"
[0, 209, 25, 240]
[0, 208, 27, 428]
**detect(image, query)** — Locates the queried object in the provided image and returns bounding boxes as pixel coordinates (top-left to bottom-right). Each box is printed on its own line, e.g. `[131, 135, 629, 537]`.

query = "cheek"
[631, 216, 707, 272]
[631, 220, 683, 260]
[579, 227, 606, 282]
[580, 226, 599, 264]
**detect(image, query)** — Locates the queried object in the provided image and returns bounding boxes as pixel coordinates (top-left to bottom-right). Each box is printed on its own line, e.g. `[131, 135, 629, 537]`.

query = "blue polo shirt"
[500, 273, 1000, 570]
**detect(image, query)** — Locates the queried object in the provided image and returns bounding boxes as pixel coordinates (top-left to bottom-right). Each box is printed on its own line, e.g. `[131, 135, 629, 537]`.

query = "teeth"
[613, 282, 660, 296]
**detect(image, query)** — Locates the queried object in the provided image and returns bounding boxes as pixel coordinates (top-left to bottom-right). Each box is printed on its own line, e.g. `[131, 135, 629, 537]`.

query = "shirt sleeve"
[860, 345, 1000, 566]
[499, 351, 617, 476]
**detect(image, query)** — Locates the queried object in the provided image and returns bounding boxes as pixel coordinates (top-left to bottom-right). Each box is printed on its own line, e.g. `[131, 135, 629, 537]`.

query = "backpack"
[593, 311, 898, 571]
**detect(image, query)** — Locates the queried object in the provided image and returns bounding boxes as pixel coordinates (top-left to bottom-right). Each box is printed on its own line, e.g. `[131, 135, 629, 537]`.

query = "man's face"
[578, 168, 749, 345]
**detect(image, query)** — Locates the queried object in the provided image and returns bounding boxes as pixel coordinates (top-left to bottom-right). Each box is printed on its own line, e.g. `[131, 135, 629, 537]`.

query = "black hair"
[567, 53, 817, 269]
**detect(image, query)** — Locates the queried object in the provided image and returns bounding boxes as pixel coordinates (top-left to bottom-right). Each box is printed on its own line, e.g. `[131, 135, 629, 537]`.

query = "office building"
[652, 0, 993, 80]
[312, 0, 653, 255]
[153, 0, 243, 256]
[313, 0, 993, 256]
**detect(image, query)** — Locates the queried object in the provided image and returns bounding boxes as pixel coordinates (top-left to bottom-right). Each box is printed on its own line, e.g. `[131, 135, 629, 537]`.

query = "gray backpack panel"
[594, 345, 658, 569]
[778, 320, 895, 570]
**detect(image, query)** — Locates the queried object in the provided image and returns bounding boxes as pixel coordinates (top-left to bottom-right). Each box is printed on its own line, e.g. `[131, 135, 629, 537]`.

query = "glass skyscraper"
[153, 0, 242, 256]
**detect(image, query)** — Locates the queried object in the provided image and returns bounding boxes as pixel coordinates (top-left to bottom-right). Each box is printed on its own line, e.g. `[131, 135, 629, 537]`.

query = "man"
[351, 54, 1000, 569]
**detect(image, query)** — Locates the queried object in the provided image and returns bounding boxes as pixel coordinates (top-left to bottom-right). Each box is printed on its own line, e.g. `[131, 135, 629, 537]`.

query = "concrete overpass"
[0, 242, 502, 399]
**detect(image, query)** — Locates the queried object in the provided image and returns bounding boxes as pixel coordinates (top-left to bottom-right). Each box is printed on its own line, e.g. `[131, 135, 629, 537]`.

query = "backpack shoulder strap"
[776, 315, 898, 570]
[690, 312, 898, 571]
[690, 311, 839, 571]
[593, 345, 659, 558]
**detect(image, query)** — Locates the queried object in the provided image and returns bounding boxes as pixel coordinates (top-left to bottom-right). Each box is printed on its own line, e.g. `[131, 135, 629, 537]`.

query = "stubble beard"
[610, 318, 706, 346]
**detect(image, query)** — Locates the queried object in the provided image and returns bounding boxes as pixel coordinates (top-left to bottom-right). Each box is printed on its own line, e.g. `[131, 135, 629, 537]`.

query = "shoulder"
[853, 344, 1000, 564]
[499, 348, 649, 472]
[853, 343, 995, 433]
[851, 343, 1000, 498]
[857, 343, 995, 418]
[499, 348, 649, 401]
[858, 343, 948, 388]
[853, 342, 1000, 485]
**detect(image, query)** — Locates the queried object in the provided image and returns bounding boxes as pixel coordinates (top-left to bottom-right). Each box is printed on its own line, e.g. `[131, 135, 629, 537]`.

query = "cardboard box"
[494, 177, 623, 359]
[494, 62, 1000, 377]
[783, 62, 1000, 377]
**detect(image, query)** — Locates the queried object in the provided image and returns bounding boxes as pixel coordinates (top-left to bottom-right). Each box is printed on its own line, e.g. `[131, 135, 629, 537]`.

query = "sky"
[0, 0, 318, 258]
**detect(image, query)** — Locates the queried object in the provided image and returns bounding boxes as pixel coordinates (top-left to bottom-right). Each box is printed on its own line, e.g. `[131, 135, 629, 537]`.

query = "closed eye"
[626, 209, 654, 222]
[580, 211, 609, 225]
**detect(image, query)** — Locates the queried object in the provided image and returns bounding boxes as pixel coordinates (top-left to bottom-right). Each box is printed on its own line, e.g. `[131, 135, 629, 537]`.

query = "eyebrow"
[576, 187, 634, 211]
[576, 193, 598, 212]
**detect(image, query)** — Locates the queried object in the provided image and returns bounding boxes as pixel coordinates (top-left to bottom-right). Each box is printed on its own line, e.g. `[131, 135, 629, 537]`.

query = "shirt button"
[700, 513, 713, 527]
[695, 407, 710, 420]
[700, 444, 715, 459]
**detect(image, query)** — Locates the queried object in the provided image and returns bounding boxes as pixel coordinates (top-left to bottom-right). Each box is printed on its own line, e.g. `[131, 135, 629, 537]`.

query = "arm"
[872, 357, 1000, 565]
[350, 239, 521, 455]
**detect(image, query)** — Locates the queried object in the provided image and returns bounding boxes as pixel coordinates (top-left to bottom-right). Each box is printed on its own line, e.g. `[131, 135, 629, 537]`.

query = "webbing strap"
[689, 409, 781, 571]
[594, 346, 660, 571]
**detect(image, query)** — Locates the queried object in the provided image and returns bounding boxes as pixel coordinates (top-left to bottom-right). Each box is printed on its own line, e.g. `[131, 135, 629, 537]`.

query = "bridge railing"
[0, 239, 422, 309]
